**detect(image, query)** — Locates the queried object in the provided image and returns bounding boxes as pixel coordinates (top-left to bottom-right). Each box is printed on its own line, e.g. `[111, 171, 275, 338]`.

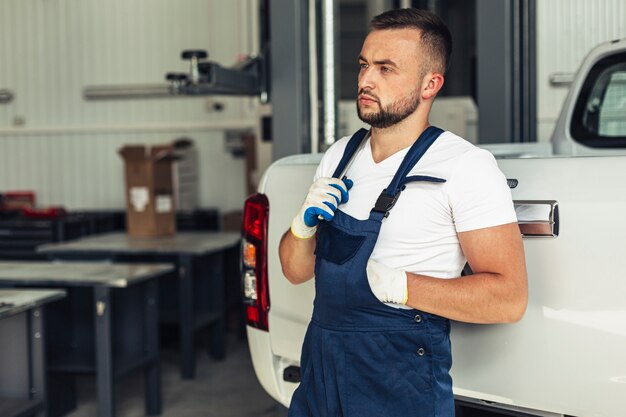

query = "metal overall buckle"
[372, 189, 400, 218]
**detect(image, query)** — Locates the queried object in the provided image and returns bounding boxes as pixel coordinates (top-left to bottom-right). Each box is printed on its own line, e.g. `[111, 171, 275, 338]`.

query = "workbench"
[0, 262, 174, 417]
[0, 289, 65, 417]
[38, 231, 241, 379]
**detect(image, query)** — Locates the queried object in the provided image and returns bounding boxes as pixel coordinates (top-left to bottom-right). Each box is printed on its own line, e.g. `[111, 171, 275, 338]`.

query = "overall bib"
[289, 127, 454, 417]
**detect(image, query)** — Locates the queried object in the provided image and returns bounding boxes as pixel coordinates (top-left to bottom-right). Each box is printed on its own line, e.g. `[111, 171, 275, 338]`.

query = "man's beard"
[357, 89, 420, 129]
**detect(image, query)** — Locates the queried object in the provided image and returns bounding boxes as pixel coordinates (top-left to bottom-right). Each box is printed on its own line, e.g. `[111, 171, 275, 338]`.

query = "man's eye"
[381, 66, 392, 73]
[359, 63, 368, 69]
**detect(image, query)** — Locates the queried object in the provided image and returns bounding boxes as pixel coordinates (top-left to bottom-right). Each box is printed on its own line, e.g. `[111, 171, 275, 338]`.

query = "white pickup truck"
[241, 39, 626, 417]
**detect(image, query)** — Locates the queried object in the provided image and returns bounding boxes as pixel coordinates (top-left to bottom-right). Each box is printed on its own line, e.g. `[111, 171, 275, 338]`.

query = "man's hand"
[366, 259, 408, 305]
[290, 177, 353, 239]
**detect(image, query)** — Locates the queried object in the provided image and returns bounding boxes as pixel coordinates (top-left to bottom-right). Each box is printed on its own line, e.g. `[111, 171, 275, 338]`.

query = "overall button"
[417, 348, 425, 356]
[413, 314, 422, 323]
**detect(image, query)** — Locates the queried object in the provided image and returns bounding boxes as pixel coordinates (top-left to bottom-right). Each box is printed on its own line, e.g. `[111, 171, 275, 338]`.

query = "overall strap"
[331, 128, 369, 178]
[371, 126, 446, 218]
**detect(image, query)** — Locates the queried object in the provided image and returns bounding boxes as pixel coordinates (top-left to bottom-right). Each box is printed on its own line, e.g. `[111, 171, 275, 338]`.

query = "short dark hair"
[369, 8, 452, 74]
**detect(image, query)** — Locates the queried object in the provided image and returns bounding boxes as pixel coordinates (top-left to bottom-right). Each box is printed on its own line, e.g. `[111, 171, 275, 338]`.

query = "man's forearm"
[279, 229, 316, 284]
[405, 271, 527, 324]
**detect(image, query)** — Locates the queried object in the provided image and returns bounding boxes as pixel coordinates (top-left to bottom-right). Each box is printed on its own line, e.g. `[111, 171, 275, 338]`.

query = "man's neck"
[369, 112, 430, 163]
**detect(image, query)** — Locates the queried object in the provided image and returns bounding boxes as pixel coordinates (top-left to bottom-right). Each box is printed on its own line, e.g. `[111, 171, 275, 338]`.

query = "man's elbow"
[282, 264, 300, 284]
[281, 263, 313, 285]
[505, 296, 528, 323]
[503, 281, 528, 323]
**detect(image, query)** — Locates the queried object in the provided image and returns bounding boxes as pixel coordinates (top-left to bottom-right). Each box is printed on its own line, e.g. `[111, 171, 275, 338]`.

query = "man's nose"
[358, 67, 375, 91]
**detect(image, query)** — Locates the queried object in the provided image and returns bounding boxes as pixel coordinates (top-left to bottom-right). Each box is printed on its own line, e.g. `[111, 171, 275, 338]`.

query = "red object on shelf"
[21, 206, 67, 219]
[0, 191, 36, 211]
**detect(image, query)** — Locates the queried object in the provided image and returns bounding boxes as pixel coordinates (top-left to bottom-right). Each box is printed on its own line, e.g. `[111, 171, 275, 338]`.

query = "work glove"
[366, 259, 408, 305]
[290, 177, 353, 240]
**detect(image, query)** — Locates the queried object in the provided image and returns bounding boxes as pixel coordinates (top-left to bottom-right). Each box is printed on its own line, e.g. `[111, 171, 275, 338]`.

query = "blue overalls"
[289, 127, 454, 417]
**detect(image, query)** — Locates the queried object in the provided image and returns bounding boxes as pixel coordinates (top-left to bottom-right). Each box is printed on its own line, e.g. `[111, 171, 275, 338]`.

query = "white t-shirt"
[314, 130, 517, 280]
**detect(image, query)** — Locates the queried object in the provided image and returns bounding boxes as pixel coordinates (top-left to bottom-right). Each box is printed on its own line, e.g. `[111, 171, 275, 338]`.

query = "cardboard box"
[119, 144, 178, 237]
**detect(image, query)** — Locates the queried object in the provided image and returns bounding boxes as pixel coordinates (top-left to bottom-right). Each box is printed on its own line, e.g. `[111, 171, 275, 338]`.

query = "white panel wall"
[0, 131, 247, 211]
[537, 0, 626, 141]
[0, 0, 258, 211]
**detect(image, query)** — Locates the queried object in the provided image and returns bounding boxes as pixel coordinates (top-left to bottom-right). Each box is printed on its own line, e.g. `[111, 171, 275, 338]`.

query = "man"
[280, 8, 527, 417]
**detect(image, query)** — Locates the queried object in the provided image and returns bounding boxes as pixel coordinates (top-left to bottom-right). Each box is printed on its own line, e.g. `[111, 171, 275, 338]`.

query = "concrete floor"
[59, 328, 501, 417]
[65, 332, 288, 417]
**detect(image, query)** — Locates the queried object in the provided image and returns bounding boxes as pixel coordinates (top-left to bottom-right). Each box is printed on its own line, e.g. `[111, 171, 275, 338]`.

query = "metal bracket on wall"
[166, 50, 269, 102]
[0, 89, 14, 104]
[83, 50, 269, 102]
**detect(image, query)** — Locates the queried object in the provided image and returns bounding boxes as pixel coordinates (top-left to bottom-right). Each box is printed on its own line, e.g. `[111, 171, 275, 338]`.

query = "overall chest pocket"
[315, 221, 365, 265]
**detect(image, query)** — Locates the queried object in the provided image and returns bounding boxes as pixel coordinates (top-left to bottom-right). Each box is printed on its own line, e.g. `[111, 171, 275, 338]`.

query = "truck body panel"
[451, 155, 626, 417]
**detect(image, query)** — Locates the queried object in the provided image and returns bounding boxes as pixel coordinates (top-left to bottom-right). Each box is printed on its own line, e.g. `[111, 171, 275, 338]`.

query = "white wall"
[536, 0, 626, 141]
[0, 0, 258, 211]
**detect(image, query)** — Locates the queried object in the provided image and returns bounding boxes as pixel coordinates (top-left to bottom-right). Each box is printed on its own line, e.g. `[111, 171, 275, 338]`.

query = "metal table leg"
[31, 306, 46, 417]
[94, 287, 115, 417]
[144, 280, 161, 415]
[208, 252, 226, 360]
[178, 255, 195, 379]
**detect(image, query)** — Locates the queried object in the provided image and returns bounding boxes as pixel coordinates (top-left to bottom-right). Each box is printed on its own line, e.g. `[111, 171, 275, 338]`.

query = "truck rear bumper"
[247, 325, 299, 408]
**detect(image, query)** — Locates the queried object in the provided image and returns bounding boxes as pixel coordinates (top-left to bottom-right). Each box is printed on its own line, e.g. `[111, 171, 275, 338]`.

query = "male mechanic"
[280, 8, 528, 417]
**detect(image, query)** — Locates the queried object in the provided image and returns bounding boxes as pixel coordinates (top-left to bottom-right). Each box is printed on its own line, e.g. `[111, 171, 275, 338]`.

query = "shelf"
[114, 353, 158, 379]
[48, 350, 95, 374]
[48, 349, 158, 379]
[159, 311, 220, 328]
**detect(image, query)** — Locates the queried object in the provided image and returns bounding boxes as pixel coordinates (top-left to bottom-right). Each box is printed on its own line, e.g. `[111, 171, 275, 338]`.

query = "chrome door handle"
[514, 200, 559, 237]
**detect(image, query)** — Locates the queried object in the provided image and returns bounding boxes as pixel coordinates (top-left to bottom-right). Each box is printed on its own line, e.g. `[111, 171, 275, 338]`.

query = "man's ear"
[421, 72, 444, 100]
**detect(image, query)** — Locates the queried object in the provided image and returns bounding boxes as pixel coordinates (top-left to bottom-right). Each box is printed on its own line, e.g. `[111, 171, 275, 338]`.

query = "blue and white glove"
[290, 177, 353, 240]
[366, 259, 408, 305]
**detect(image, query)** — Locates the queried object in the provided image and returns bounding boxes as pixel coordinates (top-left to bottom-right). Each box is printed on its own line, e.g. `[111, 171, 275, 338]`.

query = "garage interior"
[0, 0, 624, 417]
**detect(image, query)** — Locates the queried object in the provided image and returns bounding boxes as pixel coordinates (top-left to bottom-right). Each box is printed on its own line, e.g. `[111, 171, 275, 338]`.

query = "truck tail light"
[242, 193, 270, 331]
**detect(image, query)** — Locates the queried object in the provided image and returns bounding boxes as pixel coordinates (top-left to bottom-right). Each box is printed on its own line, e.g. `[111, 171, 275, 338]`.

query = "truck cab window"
[571, 53, 626, 147]
[598, 68, 626, 136]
